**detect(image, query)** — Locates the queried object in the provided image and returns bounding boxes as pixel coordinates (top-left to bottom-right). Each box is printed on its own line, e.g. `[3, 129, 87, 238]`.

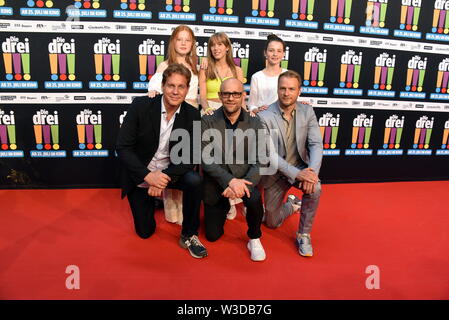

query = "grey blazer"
[201, 107, 264, 204]
[257, 101, 323, 188]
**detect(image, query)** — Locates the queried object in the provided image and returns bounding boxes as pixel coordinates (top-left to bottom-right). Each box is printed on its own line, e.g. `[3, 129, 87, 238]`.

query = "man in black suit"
[201, 78, 266, 261]
[117, 63, 207, 259]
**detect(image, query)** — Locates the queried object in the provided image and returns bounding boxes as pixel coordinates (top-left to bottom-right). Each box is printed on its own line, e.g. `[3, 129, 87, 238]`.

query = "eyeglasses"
[219, 91, 243, 98]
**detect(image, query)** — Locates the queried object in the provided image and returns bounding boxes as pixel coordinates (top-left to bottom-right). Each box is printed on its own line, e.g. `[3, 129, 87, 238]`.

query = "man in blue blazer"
[117, 64, 207, 259]
[258, 70, 323, 257]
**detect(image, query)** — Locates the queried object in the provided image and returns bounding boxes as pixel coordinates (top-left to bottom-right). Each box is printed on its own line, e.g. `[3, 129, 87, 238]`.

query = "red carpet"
[1, 181, 448, 300]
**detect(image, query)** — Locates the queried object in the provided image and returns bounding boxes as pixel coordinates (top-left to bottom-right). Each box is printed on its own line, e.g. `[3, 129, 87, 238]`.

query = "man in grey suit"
[258, 70, 323, 257]
[201, 78, 266, 261]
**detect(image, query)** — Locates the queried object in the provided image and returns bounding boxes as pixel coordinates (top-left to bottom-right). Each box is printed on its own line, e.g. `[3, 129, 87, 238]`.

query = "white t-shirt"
[247, 68, 288, 111]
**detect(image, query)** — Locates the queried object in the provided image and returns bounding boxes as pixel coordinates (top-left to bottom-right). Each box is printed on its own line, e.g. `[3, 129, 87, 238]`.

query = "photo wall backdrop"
[1, 0, 448, 188]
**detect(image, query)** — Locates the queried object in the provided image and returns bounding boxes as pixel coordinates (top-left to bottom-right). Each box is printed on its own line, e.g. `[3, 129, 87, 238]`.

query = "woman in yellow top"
[199, 32, 244, 115]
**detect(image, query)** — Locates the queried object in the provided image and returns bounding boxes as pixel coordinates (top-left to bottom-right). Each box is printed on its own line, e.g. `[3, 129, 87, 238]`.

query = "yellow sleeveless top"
[206, 76, 232, 99]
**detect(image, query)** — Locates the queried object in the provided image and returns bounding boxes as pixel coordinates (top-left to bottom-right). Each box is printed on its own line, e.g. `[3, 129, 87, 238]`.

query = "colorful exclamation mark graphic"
[51, 123, 59, 150]
[67, 53, 75, 81]
[435, 70, 449, 93]
[43, 125, 51, 150]
[252, 0, 275, 18]
[318, 60, 326, 87]
[21, 53, 31, 81]
[330, 0, 352, 24]
[406, 67, 413, 91]
[375, 65, 394, 90]
[166, 0, 190, 12]
[417, 67, 425, 92]
[357, 127, 365, 149]
[432, 7, 449, 33]
[3, 52, 14, 81]
[77, 123, 86, 149]
[304, 60, 311, 85]
[0, 125, 6, 150]
[341, 63, 360, 88]
[103, 54, 111, 81]
[112, 54, 120, 81]
[139, 54, 147, 81]
[384, 127, 392, 149]
[27, 0, 54, 8]
[80, 122, 102, 150]
[147, 55, 155, 81]
[13, 53, 22, 80]
[324, 126, 332, 149]
[400, 3, 419, 31]
[121, 0, 146, 11]
[11, 52, 30, 81]
[75, 0, 100, 9]
[351, 126, 358, 149]
[95, 53, 103, 81]
[384, 126, 403, 149]
[330, 123, 338, 149]
[308, 60, 326, 87]
[226, 0, 233, 14]
[442, 127, 449, 149]
[0, 124, 16, 150]
[386, 66, 394, 90]
[352, 63, 361, 88]
[94, 121, 102, 149]
[86, 124, 94, 149]
[321, 123, 338, 149]
[209, 0, 232, 15]
[49, 53, 58, 81]
[58, 53, 67, 81]
[406, 66, 425, 92]
[10, 52, 30, 81]
[364, 125, 372, 149]
[292, 0, 315, 20]
[395, 125, 403, 149]
[424, 127, 432, 149]
[34, 123, 42, 149]
[414, 127, 424, 149]
[378, 1, 387, 28]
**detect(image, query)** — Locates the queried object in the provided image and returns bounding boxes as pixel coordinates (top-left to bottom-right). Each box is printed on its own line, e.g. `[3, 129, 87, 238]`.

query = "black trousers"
[204, 186, 264, 242]
[126, 170, 202, 239]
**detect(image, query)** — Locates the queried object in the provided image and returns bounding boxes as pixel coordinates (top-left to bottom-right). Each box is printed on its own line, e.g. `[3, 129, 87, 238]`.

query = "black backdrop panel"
[1, 0, 448, 188]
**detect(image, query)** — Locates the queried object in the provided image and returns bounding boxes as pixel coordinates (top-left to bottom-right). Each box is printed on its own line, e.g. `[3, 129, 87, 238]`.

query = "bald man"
[201, 78, 266, 261]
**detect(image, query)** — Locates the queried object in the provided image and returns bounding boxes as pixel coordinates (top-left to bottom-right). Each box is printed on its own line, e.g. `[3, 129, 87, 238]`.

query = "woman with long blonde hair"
[199, 32, 244, 114]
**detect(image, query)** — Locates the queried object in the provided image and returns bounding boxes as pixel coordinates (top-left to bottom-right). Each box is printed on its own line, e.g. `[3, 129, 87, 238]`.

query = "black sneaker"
[179, 235, 208, 258]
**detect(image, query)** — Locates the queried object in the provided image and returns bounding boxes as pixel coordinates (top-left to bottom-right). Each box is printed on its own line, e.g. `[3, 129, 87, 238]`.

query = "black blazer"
[201, 107, 263, 205]
[116, 95, 200, 198]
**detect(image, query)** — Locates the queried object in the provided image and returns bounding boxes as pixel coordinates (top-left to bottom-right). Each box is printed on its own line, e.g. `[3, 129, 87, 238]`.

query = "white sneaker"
[227, 205, 237, 220]
[287, 194, 302, 213]
[247, 238, 266, 261]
